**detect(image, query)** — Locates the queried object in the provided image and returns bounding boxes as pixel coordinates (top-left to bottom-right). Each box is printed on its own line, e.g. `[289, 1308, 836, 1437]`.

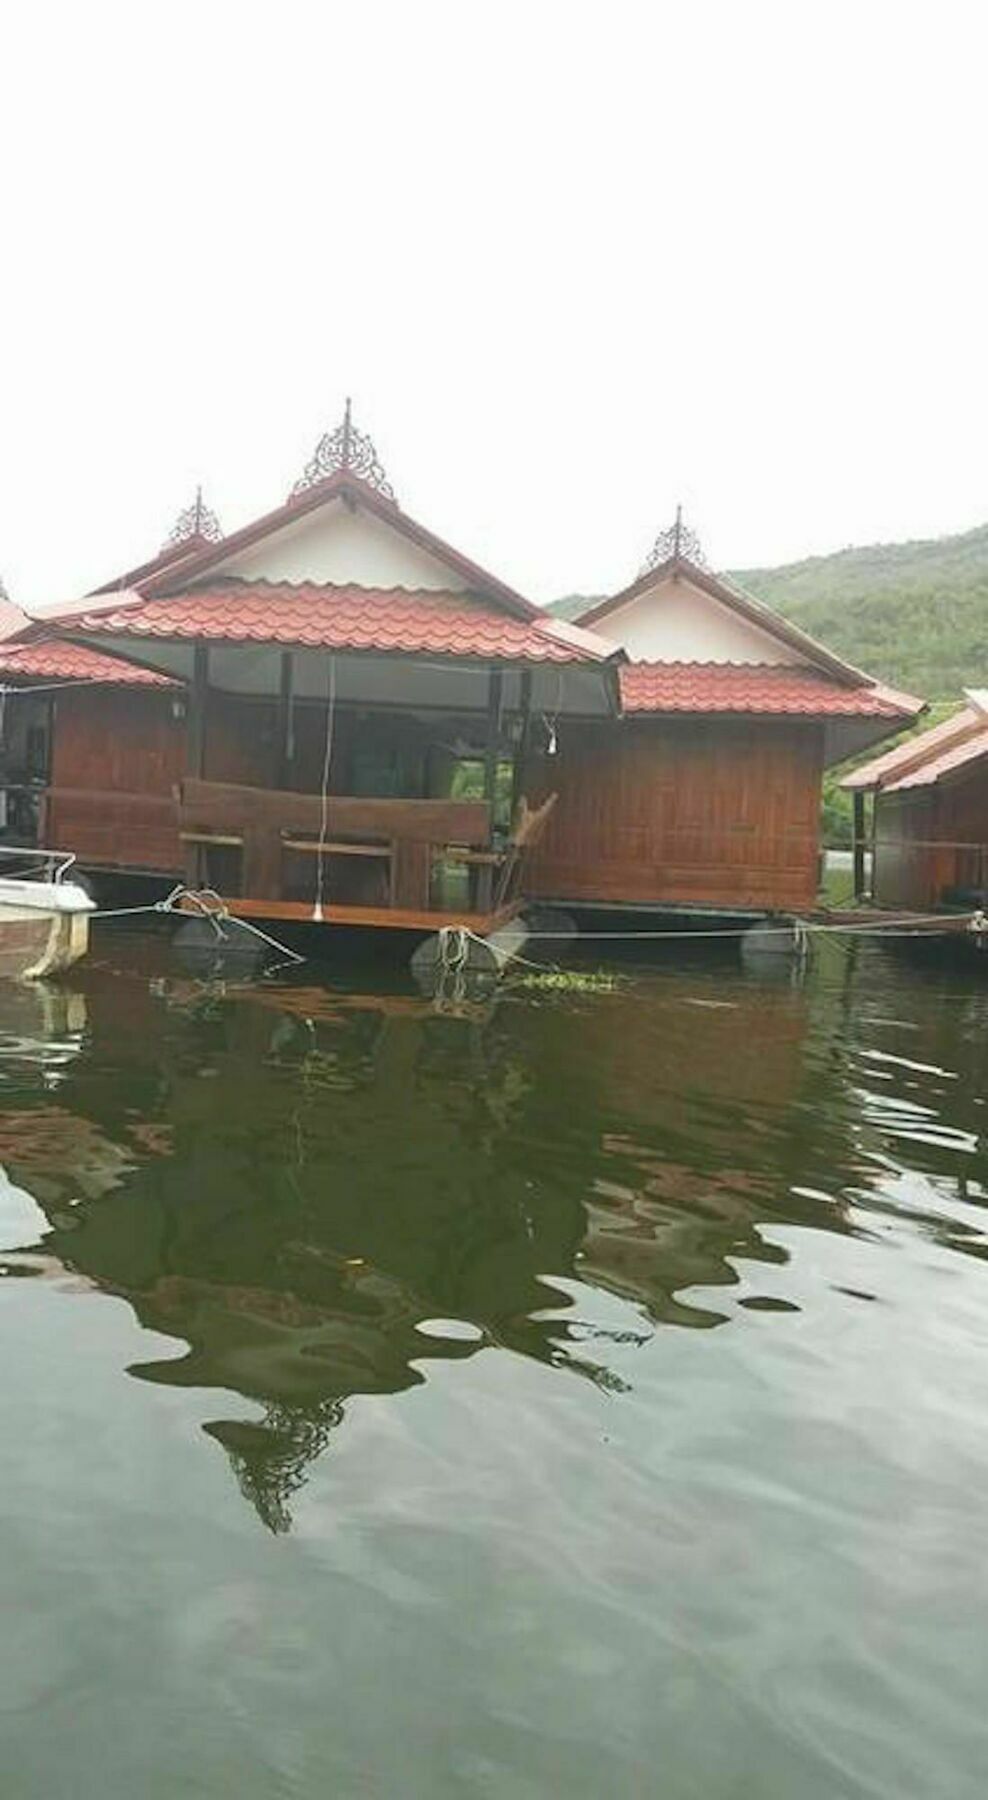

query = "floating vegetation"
[509, 967, 625, 994]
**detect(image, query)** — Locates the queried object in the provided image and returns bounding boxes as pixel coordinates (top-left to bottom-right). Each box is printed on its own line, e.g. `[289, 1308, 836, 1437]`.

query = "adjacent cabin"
[842, 692, 988, 909]
[527, 513, 921, 912]
[10, 415, 618, 935]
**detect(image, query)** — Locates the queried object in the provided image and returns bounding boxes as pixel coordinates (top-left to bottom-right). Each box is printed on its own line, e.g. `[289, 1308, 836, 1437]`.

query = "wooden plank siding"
[41, 688, 828, 913]
[874, 775, 988, 908]
[46, 687, 184, 871]
[526, 717, 825, 911]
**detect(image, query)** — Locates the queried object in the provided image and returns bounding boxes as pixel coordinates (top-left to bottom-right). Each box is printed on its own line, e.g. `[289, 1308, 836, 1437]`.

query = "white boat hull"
[0, 881, 95, 980]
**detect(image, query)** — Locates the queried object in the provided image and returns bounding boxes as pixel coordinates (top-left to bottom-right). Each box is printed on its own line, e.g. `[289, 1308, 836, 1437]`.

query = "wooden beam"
[482, 666, 504, 825]
[511, 668, 533, 824]
[210, 895, 525, 934]
[179, 779, 490, 844]
[852, 789, 867, 900]
[185, 643, 210, 884]
[479, 665, 504, 909]
[187, 642, 209, 779]
[277, 651, 294, 788]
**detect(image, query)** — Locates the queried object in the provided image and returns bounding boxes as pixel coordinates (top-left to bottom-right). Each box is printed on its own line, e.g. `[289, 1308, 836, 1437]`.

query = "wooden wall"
[875, 774, 988, 907]
[872, 793, 937, 908]
[45, 688, 184, 872]
[42, 685, 831, 914]
[526, 717, 825, 911]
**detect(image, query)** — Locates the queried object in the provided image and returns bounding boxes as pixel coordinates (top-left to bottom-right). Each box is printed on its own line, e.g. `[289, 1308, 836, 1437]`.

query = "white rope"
[523, 912, 981, 940]
[435, 924, 470, 1004]
[455, 912, 985, 956]
[221, 912, 306, 966]
[312, 653, 336, 923]
[89, 884, 305, 965]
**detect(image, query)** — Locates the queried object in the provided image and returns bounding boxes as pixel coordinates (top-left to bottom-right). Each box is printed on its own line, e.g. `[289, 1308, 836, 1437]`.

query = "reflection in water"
[0, 980, 87, 1085]
[6, 937, 988, 1796]
[2, 938, 987, 1538]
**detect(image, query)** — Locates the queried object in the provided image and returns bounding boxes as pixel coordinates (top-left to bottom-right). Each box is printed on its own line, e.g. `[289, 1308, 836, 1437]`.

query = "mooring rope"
[78, 886, 988, 995]
[457, 912, 986, 943]
[435, 924, 470, 1003]
[443, 911, 988, 985]
[89, 884, 305, 964]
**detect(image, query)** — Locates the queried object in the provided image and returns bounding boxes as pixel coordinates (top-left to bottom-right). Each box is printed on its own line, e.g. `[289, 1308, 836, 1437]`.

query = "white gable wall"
[590, 571, 803, 665]
[210, 497, 471, 591]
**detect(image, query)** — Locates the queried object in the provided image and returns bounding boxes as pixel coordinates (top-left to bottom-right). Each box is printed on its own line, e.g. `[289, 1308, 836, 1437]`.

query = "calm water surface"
[1, 928, 987, 1797]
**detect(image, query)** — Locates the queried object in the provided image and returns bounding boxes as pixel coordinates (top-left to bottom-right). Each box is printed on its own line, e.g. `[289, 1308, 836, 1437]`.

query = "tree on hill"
[731, 522, 988, 702]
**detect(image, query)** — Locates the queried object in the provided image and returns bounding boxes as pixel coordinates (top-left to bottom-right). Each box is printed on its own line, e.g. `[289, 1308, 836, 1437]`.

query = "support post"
[478, 665, 504, 912]
[852, 789, 866, 902]
[511, 668, 533, 826]
[185, 643, 209, 886]
[187, 642, 209, 778]
[277, 651, 294, 788]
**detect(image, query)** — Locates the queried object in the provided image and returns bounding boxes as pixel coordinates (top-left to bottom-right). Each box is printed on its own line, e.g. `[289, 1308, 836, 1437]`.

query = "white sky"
[2, 0, 985, 612]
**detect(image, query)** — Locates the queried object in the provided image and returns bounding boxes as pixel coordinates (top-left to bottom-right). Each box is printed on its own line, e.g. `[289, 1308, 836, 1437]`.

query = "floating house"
[842, 692, 988, 908]
[7, 427, 920, 931]
[11, 414, 618, 939]
[526, 512, 921, 912]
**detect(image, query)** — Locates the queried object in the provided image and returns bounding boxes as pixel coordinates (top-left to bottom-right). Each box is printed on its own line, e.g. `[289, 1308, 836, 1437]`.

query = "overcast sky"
[2, 1, 985, 612]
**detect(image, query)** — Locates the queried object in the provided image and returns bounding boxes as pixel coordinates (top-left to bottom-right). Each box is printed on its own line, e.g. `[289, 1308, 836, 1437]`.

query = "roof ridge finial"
[640, 504, 707, 577]
[290, 401, 397, 503]
[163, 487, 223, 552]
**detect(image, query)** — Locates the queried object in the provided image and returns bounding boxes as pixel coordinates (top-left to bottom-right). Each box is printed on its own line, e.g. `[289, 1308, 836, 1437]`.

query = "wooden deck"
[207, 895, 524, 936]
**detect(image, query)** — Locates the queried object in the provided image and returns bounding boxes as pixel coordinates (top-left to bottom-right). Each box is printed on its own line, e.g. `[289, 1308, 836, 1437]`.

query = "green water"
[2, 928, 987, 1797]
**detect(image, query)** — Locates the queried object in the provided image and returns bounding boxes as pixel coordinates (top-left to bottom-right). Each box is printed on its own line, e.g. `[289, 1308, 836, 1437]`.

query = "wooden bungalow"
[526, 513, 922, 913]
[12, 412, 619, 936]
[842, 692, 988, 909]
[9, 465, 922, 929]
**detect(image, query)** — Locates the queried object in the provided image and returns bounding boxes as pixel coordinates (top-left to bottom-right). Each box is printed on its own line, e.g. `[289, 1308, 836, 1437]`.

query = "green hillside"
[553, 522, 988, 701]
[731, 523, 988, 701]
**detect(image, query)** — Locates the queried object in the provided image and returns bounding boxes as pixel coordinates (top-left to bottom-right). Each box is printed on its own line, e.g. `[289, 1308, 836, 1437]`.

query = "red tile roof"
[63, 580, 613, 665]
[619, 661, 921, 719]
[882, 726, 988, 791]
[0, 638, 176, 686]
[842, 704, 980, 791]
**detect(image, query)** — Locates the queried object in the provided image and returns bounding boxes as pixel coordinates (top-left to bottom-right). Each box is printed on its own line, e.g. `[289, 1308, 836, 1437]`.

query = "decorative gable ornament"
[163, 487, 223, 551]
[640, 504, 708, 576]
[291, 398, 397, 503]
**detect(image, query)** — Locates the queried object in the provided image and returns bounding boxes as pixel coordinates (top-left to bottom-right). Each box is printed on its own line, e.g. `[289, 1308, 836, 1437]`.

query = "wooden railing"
[177, 779, 492, 911]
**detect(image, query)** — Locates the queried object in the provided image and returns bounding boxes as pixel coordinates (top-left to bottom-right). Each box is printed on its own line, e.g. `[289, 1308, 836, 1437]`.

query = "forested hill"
[552, 521, 988, 701]
[732, 523, 988, 700]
